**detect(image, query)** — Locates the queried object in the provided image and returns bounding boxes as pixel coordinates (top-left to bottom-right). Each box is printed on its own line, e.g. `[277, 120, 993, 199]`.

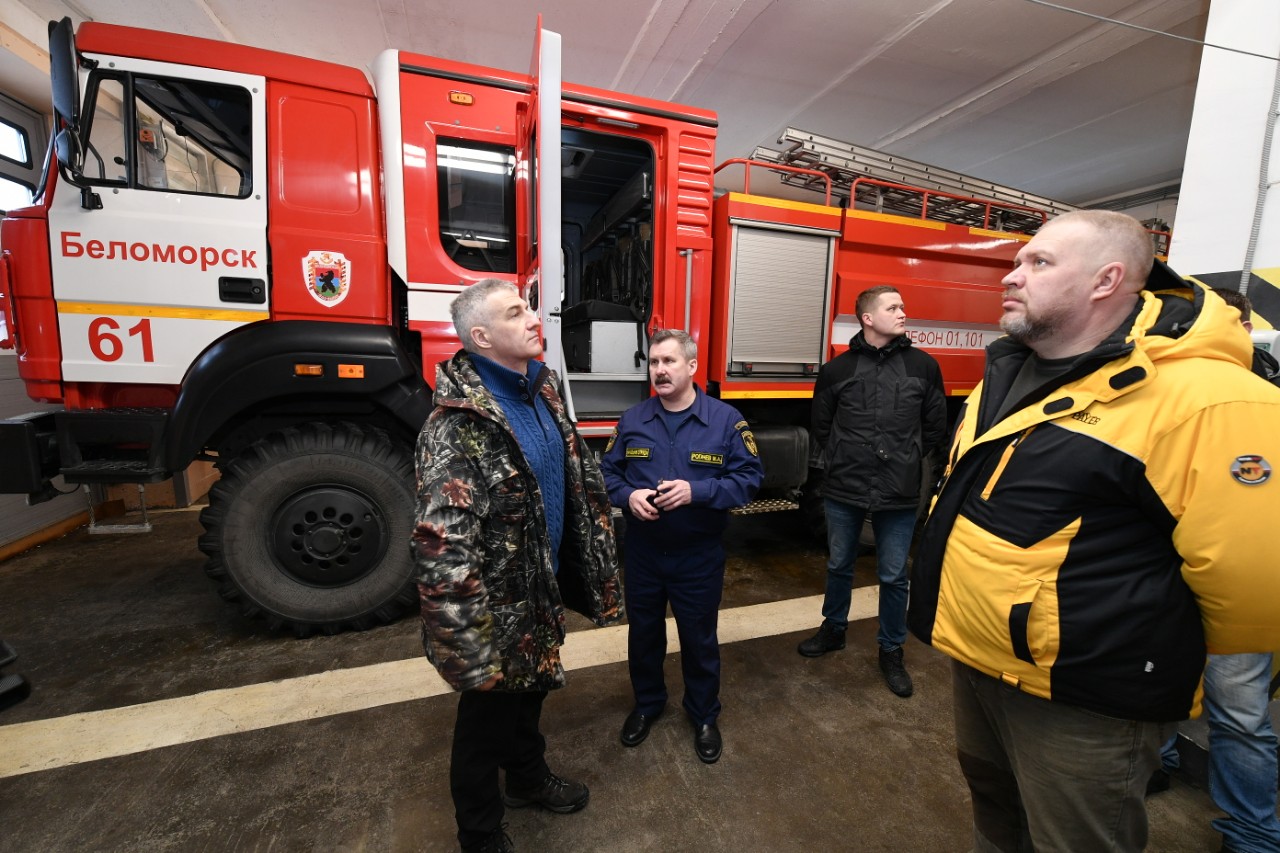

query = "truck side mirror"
[48, 18, 100, 209]
[49, 18, 81, 161]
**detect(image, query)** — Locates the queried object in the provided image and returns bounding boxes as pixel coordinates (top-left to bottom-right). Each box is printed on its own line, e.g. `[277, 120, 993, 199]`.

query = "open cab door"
[520, 19, 571, 416]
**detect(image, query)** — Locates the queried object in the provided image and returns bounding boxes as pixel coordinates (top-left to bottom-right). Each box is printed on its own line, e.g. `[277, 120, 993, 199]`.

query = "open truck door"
[520, 20, 571, 416]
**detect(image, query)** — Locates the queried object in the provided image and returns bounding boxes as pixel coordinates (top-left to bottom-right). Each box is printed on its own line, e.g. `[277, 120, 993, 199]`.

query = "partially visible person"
[908, 211, 1280, 852]
[414, 278, 624, 853]
[797, 285, 946, 699]
[1150, 286, 1280, 853]
[601, 329, 764, 764]
[1215, 286, 1280, 384]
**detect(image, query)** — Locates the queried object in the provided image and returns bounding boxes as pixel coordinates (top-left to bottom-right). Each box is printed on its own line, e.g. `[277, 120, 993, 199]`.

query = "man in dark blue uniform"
[601, 329, 764, 764]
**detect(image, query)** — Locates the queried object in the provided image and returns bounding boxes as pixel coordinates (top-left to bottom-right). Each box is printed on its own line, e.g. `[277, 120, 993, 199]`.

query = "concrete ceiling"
[0, 0, 1210, 207]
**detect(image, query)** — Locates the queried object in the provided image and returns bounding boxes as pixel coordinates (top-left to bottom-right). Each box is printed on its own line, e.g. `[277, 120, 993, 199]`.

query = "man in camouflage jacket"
[413, 279, 623, 853]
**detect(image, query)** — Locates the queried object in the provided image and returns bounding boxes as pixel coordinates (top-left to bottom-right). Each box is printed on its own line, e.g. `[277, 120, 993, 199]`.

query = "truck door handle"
[219, 277, 266, 304]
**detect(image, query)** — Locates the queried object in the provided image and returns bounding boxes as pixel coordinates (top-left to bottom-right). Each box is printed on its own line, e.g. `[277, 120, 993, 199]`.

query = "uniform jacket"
[811, 332, 947, 510]
[908, 274, 1280, 721]
[413, 351, 623, 692]
[600, 387, 764, 546]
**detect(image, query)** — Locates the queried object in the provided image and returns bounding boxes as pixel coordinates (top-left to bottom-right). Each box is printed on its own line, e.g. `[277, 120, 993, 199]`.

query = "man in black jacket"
[797, 285, 947, 698]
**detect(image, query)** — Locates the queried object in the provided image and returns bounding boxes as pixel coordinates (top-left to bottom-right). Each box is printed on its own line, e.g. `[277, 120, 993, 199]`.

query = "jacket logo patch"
[303, 250, 351, 307]
[690, 451, 724, 466]
[742, 430, 758, 457]
[605, 429, 617, 453]
[626, 447, 651, 459]
[1071, 411, 1100, 426]
[1231, 455, 1272, 485]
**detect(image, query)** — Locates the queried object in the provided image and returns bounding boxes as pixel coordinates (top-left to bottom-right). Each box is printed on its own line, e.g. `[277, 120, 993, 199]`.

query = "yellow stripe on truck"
[57, 302, 266, 323]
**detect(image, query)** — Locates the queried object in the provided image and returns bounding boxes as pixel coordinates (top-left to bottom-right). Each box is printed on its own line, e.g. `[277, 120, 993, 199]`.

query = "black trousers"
[451, 689, 550, 849]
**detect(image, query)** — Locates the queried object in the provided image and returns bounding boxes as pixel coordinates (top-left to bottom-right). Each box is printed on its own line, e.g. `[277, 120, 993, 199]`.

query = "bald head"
[1040, 210, 1154, 296]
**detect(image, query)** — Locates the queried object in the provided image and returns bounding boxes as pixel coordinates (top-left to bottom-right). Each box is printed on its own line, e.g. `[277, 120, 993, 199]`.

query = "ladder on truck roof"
[752, 127, 1079, 234]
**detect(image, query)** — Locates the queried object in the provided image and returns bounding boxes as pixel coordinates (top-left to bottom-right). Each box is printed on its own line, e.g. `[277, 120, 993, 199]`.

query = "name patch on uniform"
[626, 447, 651, 459]
[690, 451, 724, 466]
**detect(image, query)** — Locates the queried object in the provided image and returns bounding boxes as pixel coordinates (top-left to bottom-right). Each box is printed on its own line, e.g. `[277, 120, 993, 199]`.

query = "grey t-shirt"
[993, 353, 1077, 423]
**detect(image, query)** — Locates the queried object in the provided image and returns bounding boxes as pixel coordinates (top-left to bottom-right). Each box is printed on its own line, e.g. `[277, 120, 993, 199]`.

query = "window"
[437, 140, 515, 273]
[0, 93, 45, 210]
[84, 76, 128, 184]
[0, 119, 30, 168]
[82, 73, 252, 198]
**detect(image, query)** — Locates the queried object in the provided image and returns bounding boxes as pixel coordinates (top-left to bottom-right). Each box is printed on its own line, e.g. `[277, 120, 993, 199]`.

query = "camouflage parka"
[413, 350, 623, 692]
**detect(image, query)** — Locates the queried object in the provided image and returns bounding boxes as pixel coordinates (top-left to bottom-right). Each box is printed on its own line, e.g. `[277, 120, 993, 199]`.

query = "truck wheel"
[198, 422, 417, 636]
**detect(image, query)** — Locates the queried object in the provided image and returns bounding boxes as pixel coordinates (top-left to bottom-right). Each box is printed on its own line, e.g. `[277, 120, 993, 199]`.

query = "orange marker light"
[338, 364, 365, 379]
[294, 364, 324, 377]
[449, 91, 474, 106]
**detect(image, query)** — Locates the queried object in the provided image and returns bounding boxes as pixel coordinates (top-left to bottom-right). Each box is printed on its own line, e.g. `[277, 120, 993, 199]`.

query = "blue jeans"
[821, 498, 916, 650]
[1204, 653, 1280, 853]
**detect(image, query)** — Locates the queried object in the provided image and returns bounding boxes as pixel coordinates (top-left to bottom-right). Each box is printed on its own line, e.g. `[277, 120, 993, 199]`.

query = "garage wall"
[0, 352, 87, 549]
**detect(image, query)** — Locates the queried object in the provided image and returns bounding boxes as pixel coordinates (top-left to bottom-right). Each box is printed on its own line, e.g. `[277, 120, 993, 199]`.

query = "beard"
[1000, 305, 1063, 344]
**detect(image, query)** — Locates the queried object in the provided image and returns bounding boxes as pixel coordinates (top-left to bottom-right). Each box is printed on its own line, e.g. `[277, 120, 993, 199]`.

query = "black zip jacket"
[811, 332, 947, 510]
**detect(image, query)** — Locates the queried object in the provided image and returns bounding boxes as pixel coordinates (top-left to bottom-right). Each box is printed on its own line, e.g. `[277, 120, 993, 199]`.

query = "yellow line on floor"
[0, 589, 877, 778]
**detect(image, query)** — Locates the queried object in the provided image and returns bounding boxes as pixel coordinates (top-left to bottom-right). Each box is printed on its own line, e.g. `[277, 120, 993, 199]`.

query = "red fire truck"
[0, 18, 1045, 634]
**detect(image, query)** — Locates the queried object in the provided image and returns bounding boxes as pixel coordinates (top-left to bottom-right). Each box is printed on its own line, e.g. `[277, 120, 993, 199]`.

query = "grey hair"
[650, 328, 697, 360]
[451, 278, 519, 352]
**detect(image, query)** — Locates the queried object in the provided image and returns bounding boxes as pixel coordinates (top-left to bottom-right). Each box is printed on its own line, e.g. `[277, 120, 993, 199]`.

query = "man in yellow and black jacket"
[907, 210, 1280, 853]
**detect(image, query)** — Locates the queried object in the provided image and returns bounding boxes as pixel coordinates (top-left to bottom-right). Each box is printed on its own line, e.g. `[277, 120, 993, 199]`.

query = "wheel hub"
[270, 486, 388, 586]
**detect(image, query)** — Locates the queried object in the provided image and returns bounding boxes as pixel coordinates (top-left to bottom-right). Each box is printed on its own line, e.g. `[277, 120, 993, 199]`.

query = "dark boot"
[503, 771, 589, 814]
[878, 646, 913, 697]
[797, 622, 846, 657]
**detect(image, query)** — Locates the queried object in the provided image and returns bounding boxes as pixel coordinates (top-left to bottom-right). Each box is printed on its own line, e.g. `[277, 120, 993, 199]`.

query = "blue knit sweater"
[470, 355, 566, 572]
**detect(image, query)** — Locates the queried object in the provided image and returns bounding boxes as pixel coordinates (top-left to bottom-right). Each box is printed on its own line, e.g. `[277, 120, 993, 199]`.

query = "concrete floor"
[0, 507, 1230, 852]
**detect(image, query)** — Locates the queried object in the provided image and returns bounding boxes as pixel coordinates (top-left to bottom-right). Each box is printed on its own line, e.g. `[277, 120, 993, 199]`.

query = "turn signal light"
[294, 364, 324, 377]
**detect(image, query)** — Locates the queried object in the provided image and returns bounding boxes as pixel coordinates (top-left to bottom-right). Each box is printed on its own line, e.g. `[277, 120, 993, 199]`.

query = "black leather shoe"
[694, 723, 722, 764]
[620, 708, 662, 747]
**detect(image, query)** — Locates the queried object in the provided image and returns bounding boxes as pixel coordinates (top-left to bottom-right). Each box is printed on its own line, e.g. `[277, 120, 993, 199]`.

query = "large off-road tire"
[198, 422, 417, 637]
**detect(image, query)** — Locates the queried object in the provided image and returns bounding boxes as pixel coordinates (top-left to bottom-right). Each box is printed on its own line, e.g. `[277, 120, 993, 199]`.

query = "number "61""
[89, 317, 155, 362]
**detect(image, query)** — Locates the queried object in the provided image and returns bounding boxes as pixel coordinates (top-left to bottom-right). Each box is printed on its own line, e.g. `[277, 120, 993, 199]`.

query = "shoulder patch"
[741, 429, 758, 457]
[626, 447, 651, 459]
[734, 420, 749, 431]
[1231, 455, 1271, 485]
[605, 429, 617, 454]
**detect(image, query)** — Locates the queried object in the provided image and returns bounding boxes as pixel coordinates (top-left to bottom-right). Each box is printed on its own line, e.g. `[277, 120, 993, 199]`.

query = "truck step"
[731, 498, 800, 515]
[55, 409, 169, 484]
[60, 459, 168, 484]
[83, 483, 154, 534]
